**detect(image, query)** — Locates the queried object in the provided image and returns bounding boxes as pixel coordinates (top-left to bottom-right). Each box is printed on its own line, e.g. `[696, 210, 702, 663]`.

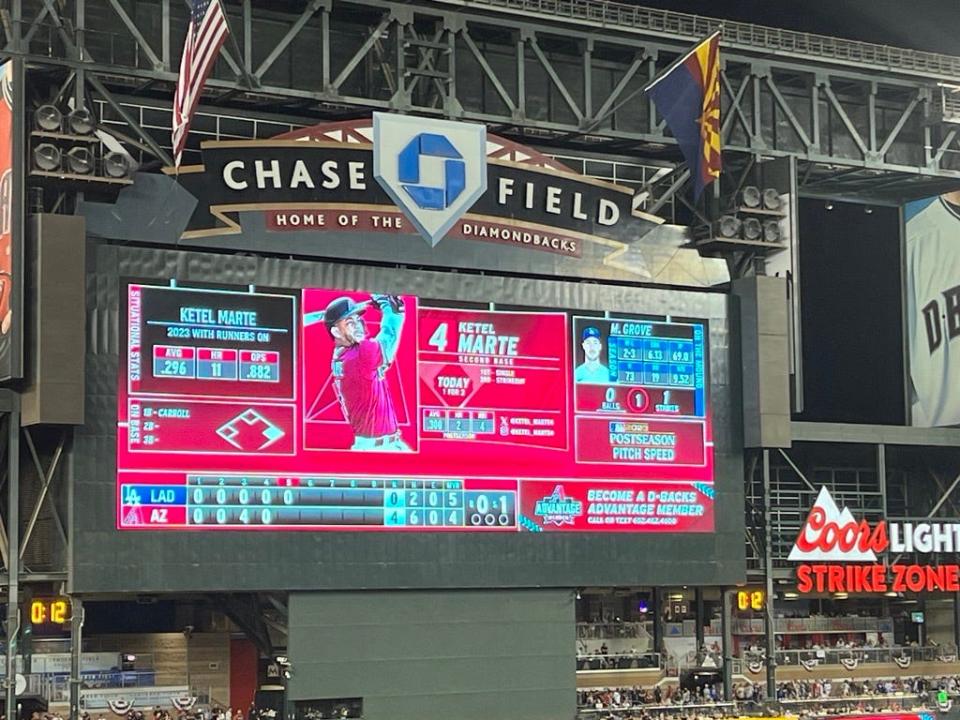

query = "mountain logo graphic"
[788, 486, 887, 562]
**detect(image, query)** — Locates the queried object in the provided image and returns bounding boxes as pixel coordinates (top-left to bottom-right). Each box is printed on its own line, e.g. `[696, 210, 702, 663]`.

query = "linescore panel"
[117, 282, 715, 532]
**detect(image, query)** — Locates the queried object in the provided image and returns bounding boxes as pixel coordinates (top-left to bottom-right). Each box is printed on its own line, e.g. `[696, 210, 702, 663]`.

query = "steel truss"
[5, 0, 960, 202]
[745, 424, 960, 575]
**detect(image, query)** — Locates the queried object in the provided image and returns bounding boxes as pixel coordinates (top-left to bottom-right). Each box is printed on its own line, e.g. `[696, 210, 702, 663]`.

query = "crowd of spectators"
[579, 674, 960, 715]
[578, 682, 735, 710]
[777, 675, 960, 700]
[31, 705, 261, 720]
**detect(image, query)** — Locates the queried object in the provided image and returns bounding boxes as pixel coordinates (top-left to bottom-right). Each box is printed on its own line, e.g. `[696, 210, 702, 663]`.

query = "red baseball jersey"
[333, 338, 398, 438]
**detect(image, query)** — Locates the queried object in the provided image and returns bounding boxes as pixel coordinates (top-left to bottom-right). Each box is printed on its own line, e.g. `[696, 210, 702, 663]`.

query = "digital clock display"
[737, 589, 765, 611]
[30, 597, 71, 626]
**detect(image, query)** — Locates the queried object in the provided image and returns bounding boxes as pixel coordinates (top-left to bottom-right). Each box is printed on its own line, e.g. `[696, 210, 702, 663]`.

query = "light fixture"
[762, 188, 782, 210]
[716, 215, 741, 238]
[742, 185, 762, 208]
[67, 107, 95, 135]
[32, 143, 61, 171]
[104, 151, 132, 178]
[783, 591, 799, 599]
[825, 202, 835, 211]
[864, 206, 874, 214]
[35, 104, 62, 132]
[833, 592, 849, 599]
[763, 220, 781, 243]
[743, 217, 762, 241]
[66, 146, 94, 174]
[884, 591, 899, 598]
[575, 590, 581, 600]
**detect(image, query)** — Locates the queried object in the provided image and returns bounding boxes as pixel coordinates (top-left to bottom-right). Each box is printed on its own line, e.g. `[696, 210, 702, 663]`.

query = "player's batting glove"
[372, 293, 405, 313]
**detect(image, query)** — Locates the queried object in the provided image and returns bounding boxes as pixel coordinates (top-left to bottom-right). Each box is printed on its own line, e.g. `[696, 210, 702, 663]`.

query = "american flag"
[172, 0, 229, 166]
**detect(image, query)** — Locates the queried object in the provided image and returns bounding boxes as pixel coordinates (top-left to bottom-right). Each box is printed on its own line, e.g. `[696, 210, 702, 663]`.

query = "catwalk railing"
[772, 645, 957, 667]
[440, 0, 960, 80]
[577, 652, 662, 671]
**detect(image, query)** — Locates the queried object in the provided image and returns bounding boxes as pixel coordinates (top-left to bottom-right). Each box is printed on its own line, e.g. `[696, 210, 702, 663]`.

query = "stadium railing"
[577, 652, 662, 671]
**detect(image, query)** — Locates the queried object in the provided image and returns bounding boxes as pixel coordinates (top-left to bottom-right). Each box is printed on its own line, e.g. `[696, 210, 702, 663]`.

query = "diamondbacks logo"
[373, 112, 486, 246]
[534, 484, 583, 527]
[788, 486, 887, 562]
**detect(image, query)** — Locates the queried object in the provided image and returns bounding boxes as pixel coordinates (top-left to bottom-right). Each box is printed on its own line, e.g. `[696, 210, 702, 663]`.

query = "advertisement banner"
[117, 282, 715, 533]
[0, 61, 21, 381]
[791, 486, 960, 593]
[905, 193, 960, 426]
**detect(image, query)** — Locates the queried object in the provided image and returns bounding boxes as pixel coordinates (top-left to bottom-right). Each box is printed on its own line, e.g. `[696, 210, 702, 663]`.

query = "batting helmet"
[323, 296, 368, 336]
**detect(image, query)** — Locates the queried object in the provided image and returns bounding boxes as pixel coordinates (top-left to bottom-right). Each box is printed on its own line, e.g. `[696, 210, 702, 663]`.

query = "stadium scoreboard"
[118, 283, 715, 532]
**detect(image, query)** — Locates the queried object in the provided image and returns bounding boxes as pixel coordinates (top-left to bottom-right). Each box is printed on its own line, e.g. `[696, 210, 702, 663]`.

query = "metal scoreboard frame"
[72, 243, 744, 593]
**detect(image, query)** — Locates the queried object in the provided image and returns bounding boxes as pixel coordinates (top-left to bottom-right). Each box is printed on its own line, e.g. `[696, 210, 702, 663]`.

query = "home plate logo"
[788, 486, 882, 562]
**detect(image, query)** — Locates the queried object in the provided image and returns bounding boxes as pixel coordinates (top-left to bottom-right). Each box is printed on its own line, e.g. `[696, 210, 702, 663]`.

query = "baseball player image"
[574, 326, 610, 384]
[323, 293, 412, 451]
[905, 190, 960, 427]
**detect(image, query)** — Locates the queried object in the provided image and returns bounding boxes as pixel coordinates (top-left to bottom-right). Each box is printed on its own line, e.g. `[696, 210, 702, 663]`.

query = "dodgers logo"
[373, 112, 486, 247]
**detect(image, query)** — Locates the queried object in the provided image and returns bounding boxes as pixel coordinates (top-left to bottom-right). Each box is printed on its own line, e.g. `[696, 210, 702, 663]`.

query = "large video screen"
[118, 282, 714, 532]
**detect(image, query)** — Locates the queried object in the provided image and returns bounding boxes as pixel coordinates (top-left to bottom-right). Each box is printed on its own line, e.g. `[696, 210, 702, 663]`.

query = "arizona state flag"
[646, 32, 721, 199]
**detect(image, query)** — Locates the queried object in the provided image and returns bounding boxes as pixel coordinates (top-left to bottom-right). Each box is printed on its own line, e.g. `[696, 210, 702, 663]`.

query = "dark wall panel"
[70, 241, 745, 593]
[288, 589, 574, 720]
[796, 200, 904, 424]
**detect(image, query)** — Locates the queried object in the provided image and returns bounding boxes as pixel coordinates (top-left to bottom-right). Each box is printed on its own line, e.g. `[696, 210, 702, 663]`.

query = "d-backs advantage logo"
[373, 112, 487, 247]
[534, 484, 584, 527]
[788, 486, 888, 562]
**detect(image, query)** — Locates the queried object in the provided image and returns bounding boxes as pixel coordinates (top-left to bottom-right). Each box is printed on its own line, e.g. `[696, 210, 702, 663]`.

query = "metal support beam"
[331, 14, 392, 92]
[652, 587, 662, 655]
[777, 448, 818, 493]
[879, 95, 919, 158]
[594, 54, 643, 125]
[5, 406, 20, 720]
[765, 75, 812, 149]
[928, 472, 960, 518]
[87, 75, 173, 166]
[461, 29, 515, 113]
[162, 0, 171, 69]
[822, 82, 869, 156]
[105, 0, 164, 71]
[254, 0, 322, 81]
[528, 38, 583, 123]
[694, 587, 704, 650]
[69, 598, 84, 720]
[20, 429, 65, 560]
[721, 588, 732, 701]
[762, 449, 776, 699]
[954, 591, 960, 653]
[647, 169, 690, 216]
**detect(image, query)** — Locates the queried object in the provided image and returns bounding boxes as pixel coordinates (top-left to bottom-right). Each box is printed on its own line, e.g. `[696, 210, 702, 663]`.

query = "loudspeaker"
[733, 275, 791, 448]
[22, 213, 85, 426]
